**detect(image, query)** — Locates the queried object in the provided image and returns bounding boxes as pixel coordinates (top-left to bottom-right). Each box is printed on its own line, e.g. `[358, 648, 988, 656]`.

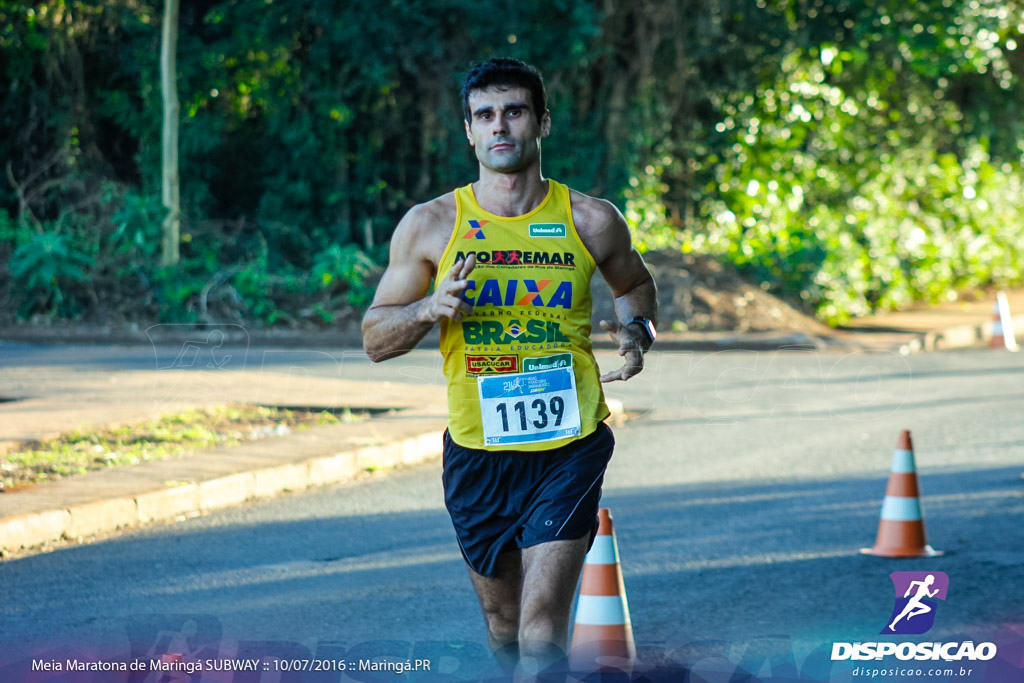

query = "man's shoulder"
[392, 192, 458, 251]
[388, 191, 459, 265]
[566, 187, 625, 233]
[563, 186, 630, 266]
[403, 191, 458, 229]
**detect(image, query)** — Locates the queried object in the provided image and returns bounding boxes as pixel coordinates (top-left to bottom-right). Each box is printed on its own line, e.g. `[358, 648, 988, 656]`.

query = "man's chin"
[481, 156, 530, 174]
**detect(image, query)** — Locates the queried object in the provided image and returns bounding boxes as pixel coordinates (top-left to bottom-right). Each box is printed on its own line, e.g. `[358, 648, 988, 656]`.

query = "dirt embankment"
[590, 250, 831, 337]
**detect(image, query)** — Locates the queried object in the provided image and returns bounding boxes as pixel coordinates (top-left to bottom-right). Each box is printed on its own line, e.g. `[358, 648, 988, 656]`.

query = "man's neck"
[473, 167, 548, 218]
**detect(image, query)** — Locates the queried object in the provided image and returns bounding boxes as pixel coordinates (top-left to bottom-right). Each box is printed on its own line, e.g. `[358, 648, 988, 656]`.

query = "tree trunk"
[160, 0, 181, 267]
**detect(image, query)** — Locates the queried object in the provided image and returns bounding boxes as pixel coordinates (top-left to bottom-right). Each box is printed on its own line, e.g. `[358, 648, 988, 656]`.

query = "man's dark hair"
[461, 58, 547, 124]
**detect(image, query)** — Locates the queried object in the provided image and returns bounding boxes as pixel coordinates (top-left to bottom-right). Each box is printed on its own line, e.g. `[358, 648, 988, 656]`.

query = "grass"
[0, 404, 363, 491]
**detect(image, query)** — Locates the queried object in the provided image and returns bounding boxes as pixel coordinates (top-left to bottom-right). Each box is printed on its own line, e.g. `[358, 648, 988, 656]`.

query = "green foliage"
[628, 0, 1024, 323]
[108, 185, 163, 261]
[8, 230, 91, 317]
[312, 244, 378, 309]
[1, 0, 1023, 326]
[147, 239, 380, 327]
[0, 208, 31, 248]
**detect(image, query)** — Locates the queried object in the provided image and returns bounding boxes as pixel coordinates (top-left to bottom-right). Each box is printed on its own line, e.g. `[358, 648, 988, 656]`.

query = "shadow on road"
[2, 464, 1022, 681]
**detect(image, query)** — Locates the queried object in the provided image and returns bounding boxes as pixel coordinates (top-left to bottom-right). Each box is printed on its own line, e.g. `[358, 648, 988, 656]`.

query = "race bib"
[477, 366, 582, 446]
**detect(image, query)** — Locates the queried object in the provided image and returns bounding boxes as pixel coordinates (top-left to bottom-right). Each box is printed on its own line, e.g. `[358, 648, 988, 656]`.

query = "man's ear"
[465, 119, 474, 146]
[541, 110, 552, 138]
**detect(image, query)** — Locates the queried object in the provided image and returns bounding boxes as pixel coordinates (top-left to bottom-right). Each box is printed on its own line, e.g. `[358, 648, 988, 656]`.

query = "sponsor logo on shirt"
[461, 279, 573, 309]
[463, 319, 570, 346]
[453, 250, 576, 268]
[529, 223, 567, 238]
[462, 219, 488, 239]
[466, 354, 520, 375]
[524, 353, 573, 372]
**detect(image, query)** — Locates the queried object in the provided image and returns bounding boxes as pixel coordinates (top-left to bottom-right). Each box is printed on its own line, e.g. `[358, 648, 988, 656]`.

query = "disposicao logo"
[831, 571, 997, 663]
[883, 571, 948, 635]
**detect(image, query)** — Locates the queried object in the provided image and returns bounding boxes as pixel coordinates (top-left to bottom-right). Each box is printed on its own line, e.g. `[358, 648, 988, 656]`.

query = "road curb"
[0, 509, 70, 552]
[0, 401, 631, 557]
[883, 314, 1024, 355]
[0, 428, 444, 556]
[136, 483, 200, 523]
[923, 314, 1024, 352]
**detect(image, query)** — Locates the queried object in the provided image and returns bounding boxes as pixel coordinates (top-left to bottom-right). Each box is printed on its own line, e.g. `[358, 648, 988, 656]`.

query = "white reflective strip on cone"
[880, 495, 923, 521]
[574, 595, 630, 626]
[997, 291, 1019, 350]
[584, 535, 618, 565]
[890, 449, 916, 474]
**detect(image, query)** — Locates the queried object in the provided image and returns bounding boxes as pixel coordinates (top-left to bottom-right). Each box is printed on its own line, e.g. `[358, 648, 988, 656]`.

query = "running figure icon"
[888, 574, 940, 631]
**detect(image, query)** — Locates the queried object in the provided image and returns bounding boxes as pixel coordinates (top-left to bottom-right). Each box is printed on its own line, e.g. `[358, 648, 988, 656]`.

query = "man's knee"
[483, 601, 520, 642]
[519, 615, 567, 649]
[482, 604, 521, 672]
[517, 641, 569, 680]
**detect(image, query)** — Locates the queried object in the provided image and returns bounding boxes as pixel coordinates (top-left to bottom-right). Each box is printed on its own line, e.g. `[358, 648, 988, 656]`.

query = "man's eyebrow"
[472, 102, 531, 117]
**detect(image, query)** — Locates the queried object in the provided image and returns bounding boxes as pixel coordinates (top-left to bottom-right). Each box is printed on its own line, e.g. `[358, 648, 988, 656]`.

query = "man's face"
[465, 86, 551, 174]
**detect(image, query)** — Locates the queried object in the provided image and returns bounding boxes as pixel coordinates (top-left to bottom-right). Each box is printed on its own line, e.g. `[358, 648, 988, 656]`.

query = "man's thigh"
[520, 537, 590, 630]
[465, 536, 589, 631]
[467, 549, 524, 620]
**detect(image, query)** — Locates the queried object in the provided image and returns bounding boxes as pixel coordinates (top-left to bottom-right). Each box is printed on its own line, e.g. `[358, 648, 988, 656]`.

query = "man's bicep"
[596, 216, 653, 298]
[368, 257, 435, 309]
[600, 250, 653, 298]
[367, 207, 441, 309]
[575, 195, 652, 297]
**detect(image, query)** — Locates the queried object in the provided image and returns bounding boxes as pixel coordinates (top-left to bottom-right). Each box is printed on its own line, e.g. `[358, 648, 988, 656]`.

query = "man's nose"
[492, 114, 509, 133]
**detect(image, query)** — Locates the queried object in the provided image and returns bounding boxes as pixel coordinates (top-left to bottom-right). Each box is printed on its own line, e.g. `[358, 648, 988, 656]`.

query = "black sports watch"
[626, 317, 657, 350]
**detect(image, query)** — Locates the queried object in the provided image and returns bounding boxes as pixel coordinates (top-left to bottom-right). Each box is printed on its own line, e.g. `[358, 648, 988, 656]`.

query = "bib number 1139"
[495, 396, 565, 432]
[478, 367, 581, 446]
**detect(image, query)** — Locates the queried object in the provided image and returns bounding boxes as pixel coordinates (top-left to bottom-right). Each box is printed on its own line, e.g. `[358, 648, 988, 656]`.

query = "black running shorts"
[442, 422, 615, 578]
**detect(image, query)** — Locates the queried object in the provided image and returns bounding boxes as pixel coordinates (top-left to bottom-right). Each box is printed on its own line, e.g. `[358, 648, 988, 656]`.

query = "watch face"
[629, 318, 656, 342]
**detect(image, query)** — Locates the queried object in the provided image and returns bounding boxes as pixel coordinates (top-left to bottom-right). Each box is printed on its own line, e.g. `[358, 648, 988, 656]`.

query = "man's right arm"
[361, 204, 476, 362]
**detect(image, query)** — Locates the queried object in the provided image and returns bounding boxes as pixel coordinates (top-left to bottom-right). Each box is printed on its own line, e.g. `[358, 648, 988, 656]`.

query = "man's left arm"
[576, 196, 659, 382]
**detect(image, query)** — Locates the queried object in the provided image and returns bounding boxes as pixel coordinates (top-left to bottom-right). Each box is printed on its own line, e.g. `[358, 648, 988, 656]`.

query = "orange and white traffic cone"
[570, 508, 636, 675]
[861, 430, 943, 558]
[991, 291, 1019, 351]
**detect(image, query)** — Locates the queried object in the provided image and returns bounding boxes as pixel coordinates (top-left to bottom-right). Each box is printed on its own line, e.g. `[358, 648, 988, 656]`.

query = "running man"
[362, 58, 658, 675]
[888, 574, 940, 631]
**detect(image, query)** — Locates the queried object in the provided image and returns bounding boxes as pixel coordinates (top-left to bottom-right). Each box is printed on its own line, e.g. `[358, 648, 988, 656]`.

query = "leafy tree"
[1, 0, 1021, 325]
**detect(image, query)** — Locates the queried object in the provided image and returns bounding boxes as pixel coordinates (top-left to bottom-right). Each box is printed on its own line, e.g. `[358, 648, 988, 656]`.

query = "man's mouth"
[490, 141, 514, 151]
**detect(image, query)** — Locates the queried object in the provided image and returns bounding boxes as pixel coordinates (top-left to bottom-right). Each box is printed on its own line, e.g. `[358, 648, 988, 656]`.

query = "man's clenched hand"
[598, 319, 646, 382]
[422, 254, 477, 323]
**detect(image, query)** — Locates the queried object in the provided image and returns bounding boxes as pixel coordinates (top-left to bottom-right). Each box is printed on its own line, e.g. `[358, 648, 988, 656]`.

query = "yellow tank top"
[438, 180, 610, 451]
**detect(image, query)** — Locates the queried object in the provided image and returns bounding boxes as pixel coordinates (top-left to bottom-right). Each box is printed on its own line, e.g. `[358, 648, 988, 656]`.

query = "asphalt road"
[2, 347, 1023, 682]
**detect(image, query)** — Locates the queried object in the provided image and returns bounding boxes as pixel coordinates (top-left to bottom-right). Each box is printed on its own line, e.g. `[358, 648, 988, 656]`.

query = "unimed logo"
[831, 571, 997, 663]
[529, 223, 566, 238]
